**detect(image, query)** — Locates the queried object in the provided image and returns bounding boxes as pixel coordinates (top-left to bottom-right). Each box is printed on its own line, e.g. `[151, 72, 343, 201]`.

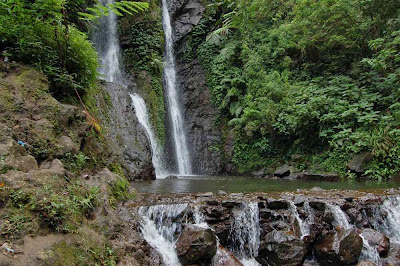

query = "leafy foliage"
[195, 0, 400, 178]
[79, 1, 149, 21]
[0, 0, 98, 98]
[119, 1, 166, 145]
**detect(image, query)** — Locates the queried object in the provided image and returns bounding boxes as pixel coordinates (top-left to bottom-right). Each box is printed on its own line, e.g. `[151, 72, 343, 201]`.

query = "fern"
[78, 1, 149, 21]
[207, 10, 237, 42]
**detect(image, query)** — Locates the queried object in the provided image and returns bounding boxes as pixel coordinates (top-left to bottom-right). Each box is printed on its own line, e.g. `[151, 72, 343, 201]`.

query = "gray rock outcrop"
[97, 82, 155, 180]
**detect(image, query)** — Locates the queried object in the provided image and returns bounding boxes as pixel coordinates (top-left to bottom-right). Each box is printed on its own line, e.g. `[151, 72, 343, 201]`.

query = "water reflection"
[132, 176, 400, 194]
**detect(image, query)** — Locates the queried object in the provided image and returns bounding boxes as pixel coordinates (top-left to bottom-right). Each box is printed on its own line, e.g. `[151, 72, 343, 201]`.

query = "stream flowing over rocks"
[119, 189, 400, 266]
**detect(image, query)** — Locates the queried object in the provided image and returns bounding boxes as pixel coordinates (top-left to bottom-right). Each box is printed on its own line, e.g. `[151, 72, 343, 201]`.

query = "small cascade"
[229, 202, 261, 266]
[161, 0, 192, 175]
[290, 202, 310, 239]
[192, 205, 208, 228]
[328, 203, 351, 229]
[359, 234, 381, 266]
[373, 196, 400, 243]
[130, 93, 166, 178]
[138, 204, 188, 266]
[93, 0, 124, 84]
[328, 203, 381, 264]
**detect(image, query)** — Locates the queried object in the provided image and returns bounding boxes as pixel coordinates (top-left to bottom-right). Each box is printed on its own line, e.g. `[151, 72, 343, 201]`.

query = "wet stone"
[221, 201, 240, 208]
[309, 201, 326, 211]
[267, 200, 289, 210]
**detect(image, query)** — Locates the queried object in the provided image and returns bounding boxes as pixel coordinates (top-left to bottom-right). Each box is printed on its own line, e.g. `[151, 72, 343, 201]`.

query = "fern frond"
[79, 1, 149, 21]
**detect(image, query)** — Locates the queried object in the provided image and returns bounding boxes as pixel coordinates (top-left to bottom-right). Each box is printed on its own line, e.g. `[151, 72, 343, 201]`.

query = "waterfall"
[130, 93, 166, 178]
[93, 0, 124, 84]
[161, 0, 192, 175]
[327, 204, 351, 229]
[229, 202, 261, 266]
[138, 204, 188, 266]
[193, 205, 208, 228]
[359, 234, 381, 266]
[328, 203, 381, 265]
[290, 202, 310, 239]
[373, 196, 400, 243]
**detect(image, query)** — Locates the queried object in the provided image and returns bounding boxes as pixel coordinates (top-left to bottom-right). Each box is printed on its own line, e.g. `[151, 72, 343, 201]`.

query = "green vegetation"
[2, 182, 99, 234]
[0, 0, 98, 99]
[120, 0, 166, 145]
[190, 0, 400, 179]
[46, 229, 117, 266]
[79, 1, 149, 21]
[1, 209, 38, 240]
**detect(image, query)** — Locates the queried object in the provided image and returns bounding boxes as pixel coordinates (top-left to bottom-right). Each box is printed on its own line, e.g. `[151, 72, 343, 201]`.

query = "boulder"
[176, 225, 217, 265]
[308, 201, 326, 211]
[218, 190, 227, 195]
[347, 152, 373, 173]
[258, 230, 307, 266]
[252, 168, 266, 177]
[361, 228, 390, 256]
[57, 104, 80, 128]
[56, 135, 79, 156]
[346, 208, 363, 224]
[0, 137, 26, 157]
[274, 164, 290, 177]
[382, 242, 400, 266]
[165, 175, 178, 179]
[212, 245, 243, 266]
[267, 200, 289, 210]
[27, 160, 67, 186]
[148, 248, 165, 266]
[5, 154, 38, 173]
[1, 170, 29, 190]
[315, 229, 363, 265]
[222, 201, 240, 208]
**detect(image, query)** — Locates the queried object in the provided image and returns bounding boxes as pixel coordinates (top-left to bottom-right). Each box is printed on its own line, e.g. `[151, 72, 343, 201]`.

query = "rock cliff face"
[97, 82, 155, 180]
[168, 0, 224, 174]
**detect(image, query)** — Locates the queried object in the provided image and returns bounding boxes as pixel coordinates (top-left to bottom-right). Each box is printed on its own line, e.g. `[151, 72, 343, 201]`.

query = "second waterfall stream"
[130, 93, 166, 178]
[161, 0, 192, 175]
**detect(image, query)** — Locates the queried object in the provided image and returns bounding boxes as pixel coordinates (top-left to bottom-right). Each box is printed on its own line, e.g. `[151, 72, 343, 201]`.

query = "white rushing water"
[328, 203, 381, 265]
[94, 0, 124, 84]
[290, 202, 310, 239]
[161, 0, 192, 175]
[193, 205, 209, 228]
[359, 234, 381, 266]
[229, 202, 261, 266]
[130, 93, 167, 178]
[328, 204, 351, 229]
[373, 196, 400, 243]
[138, 204, 188, 266]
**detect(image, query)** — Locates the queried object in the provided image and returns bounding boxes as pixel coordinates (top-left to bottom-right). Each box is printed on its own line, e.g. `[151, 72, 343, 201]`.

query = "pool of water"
[132, 175, 400, 194]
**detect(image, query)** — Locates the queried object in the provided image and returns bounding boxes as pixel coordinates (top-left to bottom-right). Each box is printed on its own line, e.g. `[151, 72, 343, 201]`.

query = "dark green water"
[132, 175, 400, 194]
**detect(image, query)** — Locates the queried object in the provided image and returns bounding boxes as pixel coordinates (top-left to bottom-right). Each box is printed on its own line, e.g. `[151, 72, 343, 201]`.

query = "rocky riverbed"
[120, 189, 400, 266]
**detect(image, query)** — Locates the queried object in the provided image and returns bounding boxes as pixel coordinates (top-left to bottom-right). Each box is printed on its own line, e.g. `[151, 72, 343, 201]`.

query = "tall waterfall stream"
[93, 0, 124, 84]
[161, 0, 192, 175]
